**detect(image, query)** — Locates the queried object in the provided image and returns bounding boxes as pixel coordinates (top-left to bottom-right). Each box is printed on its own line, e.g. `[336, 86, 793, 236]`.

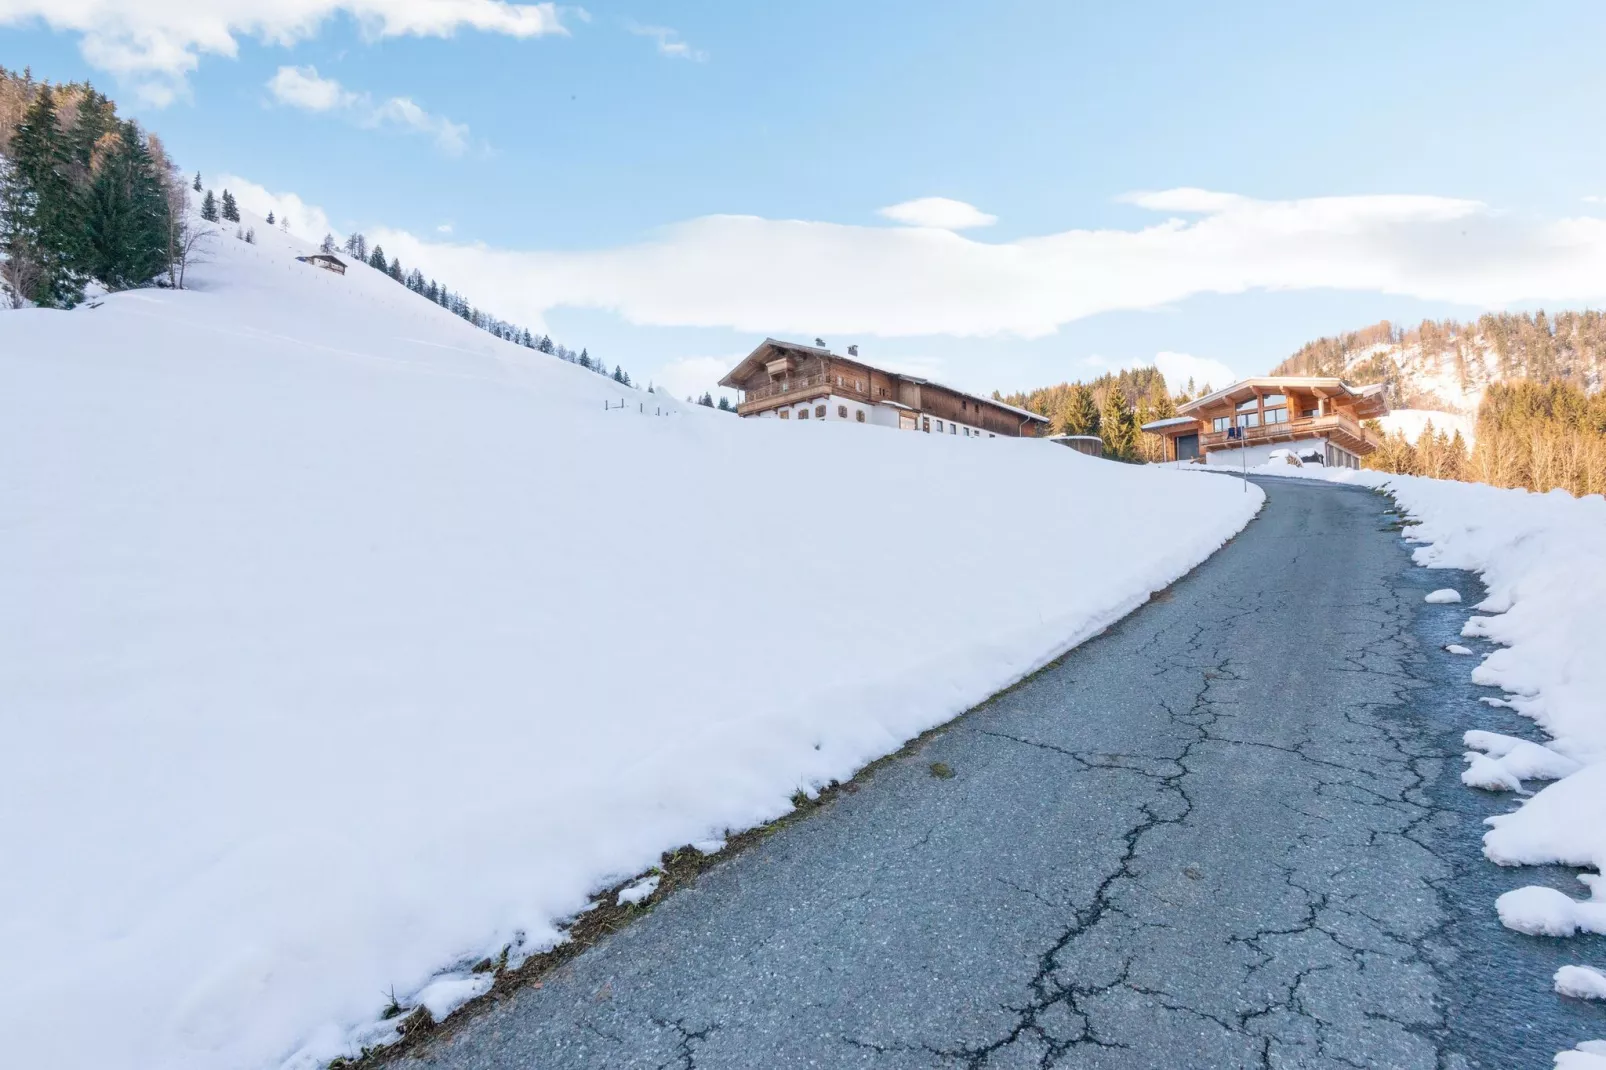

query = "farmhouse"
[719, 339, 1049, 439]
[295, 253, 347, 275]
[1142, 377, 1388, 469]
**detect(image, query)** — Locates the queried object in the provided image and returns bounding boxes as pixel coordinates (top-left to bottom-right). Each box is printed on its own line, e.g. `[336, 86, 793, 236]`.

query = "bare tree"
[172, 223, 216, 291]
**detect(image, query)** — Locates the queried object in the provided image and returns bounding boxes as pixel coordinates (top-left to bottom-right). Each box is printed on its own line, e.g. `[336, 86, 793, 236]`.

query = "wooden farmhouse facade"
[1142, 377, 1388, 469]
[719, 339, 1049, 439]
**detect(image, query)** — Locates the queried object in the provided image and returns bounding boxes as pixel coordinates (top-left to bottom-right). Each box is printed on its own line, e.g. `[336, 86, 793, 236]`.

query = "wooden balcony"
[736, 373, 850, 415]
[1199, 413, 1376, 455]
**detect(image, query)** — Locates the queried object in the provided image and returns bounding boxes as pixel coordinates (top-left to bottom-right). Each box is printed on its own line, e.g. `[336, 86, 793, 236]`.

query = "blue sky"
[6, 1, 1606, 399]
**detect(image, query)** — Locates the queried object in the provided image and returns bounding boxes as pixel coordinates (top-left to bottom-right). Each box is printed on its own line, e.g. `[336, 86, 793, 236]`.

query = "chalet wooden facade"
[1142, 377, 1388, 469]
[718, 339, 1049, 439]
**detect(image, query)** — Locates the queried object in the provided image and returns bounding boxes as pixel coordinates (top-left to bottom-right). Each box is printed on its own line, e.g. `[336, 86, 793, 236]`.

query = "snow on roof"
[1140, 416, 1197, 432]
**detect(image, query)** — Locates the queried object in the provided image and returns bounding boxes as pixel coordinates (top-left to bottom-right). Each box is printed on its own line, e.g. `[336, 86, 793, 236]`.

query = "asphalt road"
[393, 477, 1594, 1069]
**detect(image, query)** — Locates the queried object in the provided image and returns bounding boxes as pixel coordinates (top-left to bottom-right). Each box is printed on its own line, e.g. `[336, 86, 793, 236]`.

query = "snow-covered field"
[0, 218, 1263, 1070]
[1268, 462, 1606, 1065]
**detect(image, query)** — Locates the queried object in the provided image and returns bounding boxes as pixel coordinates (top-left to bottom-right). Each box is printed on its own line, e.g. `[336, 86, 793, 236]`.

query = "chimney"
[847, 344, 859, 357]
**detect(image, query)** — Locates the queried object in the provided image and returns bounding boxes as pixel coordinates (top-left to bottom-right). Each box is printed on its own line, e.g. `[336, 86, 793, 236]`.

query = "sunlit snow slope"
[0, 216, 1263, 1070]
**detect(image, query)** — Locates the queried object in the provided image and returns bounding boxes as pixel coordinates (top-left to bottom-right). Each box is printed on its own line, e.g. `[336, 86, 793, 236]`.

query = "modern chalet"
[719, 339, 1049, 438]
[1141, 377, 1388, 469]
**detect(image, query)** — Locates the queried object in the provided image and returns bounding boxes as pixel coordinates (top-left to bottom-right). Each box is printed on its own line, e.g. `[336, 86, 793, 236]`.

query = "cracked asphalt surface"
[393, 477, 1588, 1069]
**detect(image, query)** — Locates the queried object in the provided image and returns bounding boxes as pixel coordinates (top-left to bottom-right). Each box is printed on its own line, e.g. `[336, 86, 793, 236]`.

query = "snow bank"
[1284, 464, 1606, 1062]
[1557, 966, 1606, 1001]
[0, 216, 1263, 1070]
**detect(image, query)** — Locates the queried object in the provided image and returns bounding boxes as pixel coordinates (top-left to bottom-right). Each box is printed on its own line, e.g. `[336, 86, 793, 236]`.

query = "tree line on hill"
[996, 366, 1188, 462]
[323, 229, 636, 385]
[0, 68, 634, 386]
[0, 66, 198, 306]
[1365, 380, 1606, 498]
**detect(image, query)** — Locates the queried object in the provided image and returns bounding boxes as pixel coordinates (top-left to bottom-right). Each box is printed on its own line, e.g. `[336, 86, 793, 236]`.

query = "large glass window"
[1236, 398, 1260, 412]
[1260, 394, 1286, 407]
[1236, 412, 1260, 428]
[1212, 416, 1232, 432]
[1264, 407, 1289, 425]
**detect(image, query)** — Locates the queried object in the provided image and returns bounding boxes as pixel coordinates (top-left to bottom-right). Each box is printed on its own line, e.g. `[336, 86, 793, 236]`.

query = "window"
[798, 408, 809, 419]
[838, 405, 848, 419]
[1301, 408, 1318, 419]
[922, 417, 931, 432]
[1264, 407, 1289, 425]
[935, 420, 944, 432]
[963, 427, 970, 437]
[1236, 398, 1260, 412]
[1260, 394, 1286, 407]
[855, 410, 866, 423]
[815, 405, 827, 419]
[779, 410, 789, 419]
[835, 376, 843, 387]
[950, 423, 957, 434]
[855, 379, 863, 391]
[1236, 412, 1260, 428]
[1212, 416, 1232, 432]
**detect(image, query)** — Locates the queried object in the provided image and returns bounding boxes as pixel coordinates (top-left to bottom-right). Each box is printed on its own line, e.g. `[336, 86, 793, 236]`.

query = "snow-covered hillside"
[1268, 314, 1606, 435]
[0, 214, 1263, 1070]
[1377, 407, 1476, 445]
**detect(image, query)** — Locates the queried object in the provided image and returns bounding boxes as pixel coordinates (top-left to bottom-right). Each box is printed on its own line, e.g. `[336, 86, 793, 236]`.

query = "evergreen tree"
[578, 348, 593, 371]
[1099, 388, 1137, 460]
[387, 256, 403, 282]
[520, 328, 534, 348]
[699, 392, 715, 407]
[538, 335, 555, 354]
[717, 396, 733, 411]
[425, 279, 440, 303]
[265, 210, 274, 225]
[200, 189, 218, 222]
[7, 85, 85, 307]
[612, 365, 625, 383]
[220, 189, 239, 222]
[1061, 384, 1100, 436]
[367, 244, 387, 271]
[83, 122, 168, 290]
[319, 233, 336, 254]
[192, 171, 202, 192]
[0, 156, 42, 307]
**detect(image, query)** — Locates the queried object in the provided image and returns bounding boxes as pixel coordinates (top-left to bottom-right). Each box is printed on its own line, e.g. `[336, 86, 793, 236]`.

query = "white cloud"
[267, 66, 471, 154]
[436, 223, 454, 234]
[654, 355, 735, 401]
[624, 21, 706, 61]
[1152, 352, 1237, 393]
[212, 174, 334, 244]
[0, 1, 571, 103]
[1585, 195, 1604, 205]
[878, 197, 997, 231]
[266, 65, 358, 111]
[357, 189, 1606, 341]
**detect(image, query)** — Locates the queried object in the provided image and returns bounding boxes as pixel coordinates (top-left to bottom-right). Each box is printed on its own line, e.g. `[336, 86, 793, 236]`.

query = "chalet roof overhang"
[718, 338, 830, 388]
[1177, 377, 1388, 420]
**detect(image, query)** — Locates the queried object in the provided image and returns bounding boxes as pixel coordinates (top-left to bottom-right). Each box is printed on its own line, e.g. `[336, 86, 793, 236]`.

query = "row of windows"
[778, 404, 867, 422]
[925, 416, 992, 438]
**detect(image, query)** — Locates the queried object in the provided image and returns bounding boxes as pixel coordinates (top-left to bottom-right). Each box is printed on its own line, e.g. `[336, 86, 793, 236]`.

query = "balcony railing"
[1198, 413, 1375, 452]
[740, 374, 832, 405]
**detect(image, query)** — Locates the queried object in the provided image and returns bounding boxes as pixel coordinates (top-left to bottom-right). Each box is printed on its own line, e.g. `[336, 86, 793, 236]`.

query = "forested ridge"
[1270, 312, 1606, 410]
